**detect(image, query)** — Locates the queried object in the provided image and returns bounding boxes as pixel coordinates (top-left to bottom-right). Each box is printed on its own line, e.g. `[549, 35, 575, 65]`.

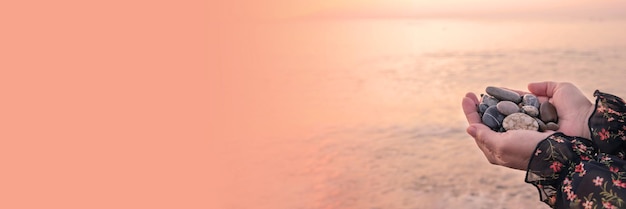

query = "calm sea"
[214, 18, 626, 208]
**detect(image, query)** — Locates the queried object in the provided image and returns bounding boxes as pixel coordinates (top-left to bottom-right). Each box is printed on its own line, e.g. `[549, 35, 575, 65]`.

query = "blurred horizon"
[212, 0, 626, 21]
[302, 1, 626, 20]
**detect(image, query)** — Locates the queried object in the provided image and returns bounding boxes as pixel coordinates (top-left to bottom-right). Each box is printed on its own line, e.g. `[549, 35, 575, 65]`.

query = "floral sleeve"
[525, 90, 626, 209]
[526, 133, 626, 208]
[589, 90, 626, 158]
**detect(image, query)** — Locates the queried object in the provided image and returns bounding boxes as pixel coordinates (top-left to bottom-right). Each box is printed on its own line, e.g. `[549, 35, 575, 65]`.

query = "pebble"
[486, 86, 522, 103]
[481, 94, 499, 106]
[521, 105, 539, 117]
[496, 101, 520, 115]
[522, 94, 540, 109]
[536, 118, 547, 132]
[540, 101, 558, 123]
[478, 103, 489, 114]
[482, 106, 506, 131]
[503, 113, 539, 131]
[546, 122, 560, 131]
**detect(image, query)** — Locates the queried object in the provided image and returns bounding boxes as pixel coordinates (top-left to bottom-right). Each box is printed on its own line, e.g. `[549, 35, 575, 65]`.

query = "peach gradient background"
[2, 0, 214, 208]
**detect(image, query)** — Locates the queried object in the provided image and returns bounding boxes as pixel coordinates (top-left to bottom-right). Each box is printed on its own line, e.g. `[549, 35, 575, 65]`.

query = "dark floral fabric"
[526, 91, 626, 209]
[589, 90, 626, 158]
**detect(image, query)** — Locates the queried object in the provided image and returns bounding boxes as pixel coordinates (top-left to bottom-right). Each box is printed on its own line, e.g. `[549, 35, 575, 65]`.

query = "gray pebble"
[536, 118, 547, 132]
[540, 101, 558, 123]
[496, 101, 520, 115]
[522, 94, 540, 109]
[486, 86, 522, 103]
[521, 105, 539, 117]
[481, 94, 499, 106]
[546, 122, 560, 131]
[479, 103, 489, 114]
[482, 106, 506, 131]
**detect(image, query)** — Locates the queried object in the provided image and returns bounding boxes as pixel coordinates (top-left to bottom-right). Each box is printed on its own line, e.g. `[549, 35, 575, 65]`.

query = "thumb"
[469, 124, 501, 165]
[467, 125, 477, 137]
[468, 124, 498, 140]
[528, 81, 558, 97]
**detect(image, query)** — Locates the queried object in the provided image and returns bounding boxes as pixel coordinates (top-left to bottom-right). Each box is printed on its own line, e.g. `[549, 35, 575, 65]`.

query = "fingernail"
[467, 126, 477, 137]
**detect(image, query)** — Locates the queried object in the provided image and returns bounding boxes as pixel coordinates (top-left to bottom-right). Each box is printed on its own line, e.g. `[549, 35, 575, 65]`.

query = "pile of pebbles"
[478, 86, 559, 132]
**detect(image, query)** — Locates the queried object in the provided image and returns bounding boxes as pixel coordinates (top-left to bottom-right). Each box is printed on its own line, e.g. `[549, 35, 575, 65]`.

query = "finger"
[528, 81, 559, 97]
[462, 94, 481, 124]
[471, 124, 502, 165]
[466, 92, 479, 104]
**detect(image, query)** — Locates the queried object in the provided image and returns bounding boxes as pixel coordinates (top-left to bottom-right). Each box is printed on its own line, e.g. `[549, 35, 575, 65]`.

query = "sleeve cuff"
[588, 90, 626, 157]
[525, 133, 596, 207]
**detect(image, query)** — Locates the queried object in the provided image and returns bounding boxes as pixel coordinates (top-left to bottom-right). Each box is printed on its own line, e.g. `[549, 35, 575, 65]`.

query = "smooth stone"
[546, 122, 560, 131]
[521, 105, 539, 117]
[503, 113, 539, 131]
[540, 101, 558, 123]
[522, 94, 540, 109]
[486, 86, 522, 103]
[482, 106, 506, 131]
[479, 103, 489, 114]
[481, 94, 499, 106]
[496, 101, 520, 115]
[536, 118, 547, 132]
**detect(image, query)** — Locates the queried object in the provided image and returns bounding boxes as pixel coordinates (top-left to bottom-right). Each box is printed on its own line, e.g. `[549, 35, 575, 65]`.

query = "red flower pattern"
[593, 176, 604, 186]
[603, 201, 616, 209]
[566, 191, 577, 201]
[550, 161, 562, 173]
[580, 155, 590, 161]
[583, 200, 594, 209]
[613, 179, 626, 189]
[599, 128, 610, 141]
[575, 163, 586, 176]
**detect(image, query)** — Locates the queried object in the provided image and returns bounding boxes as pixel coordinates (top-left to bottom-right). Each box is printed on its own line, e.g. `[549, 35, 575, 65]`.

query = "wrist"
[582, 104, 595, 139]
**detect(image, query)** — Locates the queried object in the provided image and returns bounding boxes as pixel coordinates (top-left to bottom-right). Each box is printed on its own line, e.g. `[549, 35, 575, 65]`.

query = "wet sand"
[298, 127, 547, 209]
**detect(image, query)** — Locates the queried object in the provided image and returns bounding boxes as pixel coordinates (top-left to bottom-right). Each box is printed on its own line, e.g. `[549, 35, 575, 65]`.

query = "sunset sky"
[216, 0, 625, 19]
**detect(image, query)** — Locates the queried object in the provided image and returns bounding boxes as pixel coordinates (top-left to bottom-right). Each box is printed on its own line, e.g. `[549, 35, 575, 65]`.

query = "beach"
[212, 18, 626, 208]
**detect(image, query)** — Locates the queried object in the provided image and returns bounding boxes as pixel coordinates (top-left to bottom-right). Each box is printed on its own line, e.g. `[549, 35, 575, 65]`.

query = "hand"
[527, 82, 595, 139]
[463, 92, 553, 170]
